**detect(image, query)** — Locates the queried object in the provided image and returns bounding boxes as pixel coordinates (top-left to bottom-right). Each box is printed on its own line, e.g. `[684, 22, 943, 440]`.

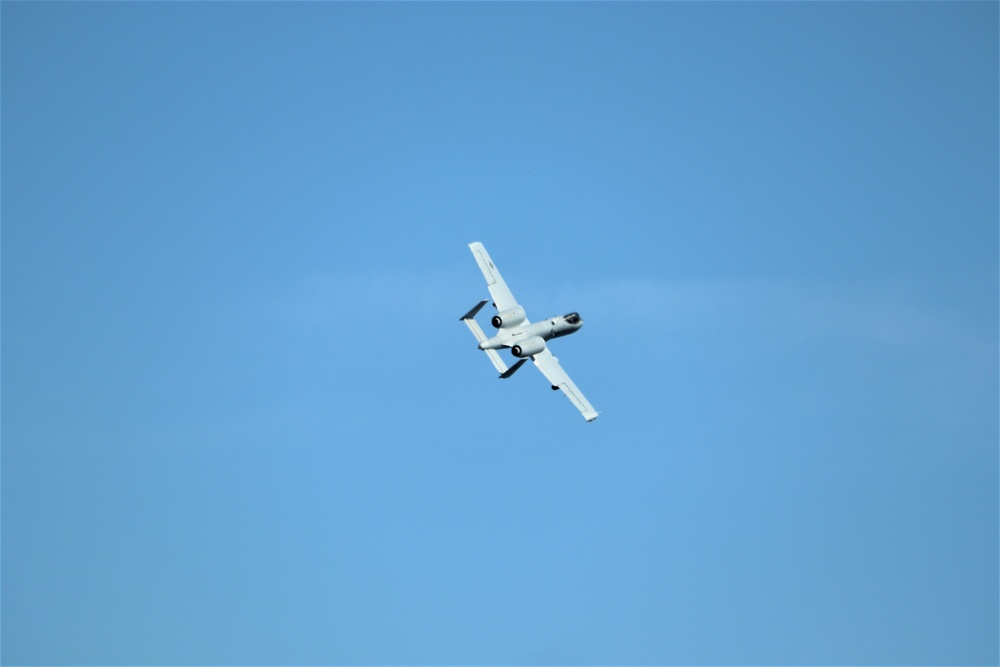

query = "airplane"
[460, 241, 599, 422]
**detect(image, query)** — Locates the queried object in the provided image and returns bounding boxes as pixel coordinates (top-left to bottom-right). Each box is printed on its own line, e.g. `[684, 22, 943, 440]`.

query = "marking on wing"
[474, 250, 497, 286]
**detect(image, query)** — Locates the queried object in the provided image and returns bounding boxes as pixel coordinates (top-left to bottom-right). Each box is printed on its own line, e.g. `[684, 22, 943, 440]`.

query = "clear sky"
[2, 3, 997, 665]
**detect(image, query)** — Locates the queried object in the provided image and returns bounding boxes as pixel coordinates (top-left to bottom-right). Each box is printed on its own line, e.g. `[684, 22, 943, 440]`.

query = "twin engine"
[490, 305, 543, 357]
[511, 336, 546, 358]
[491, 305, 526, 329]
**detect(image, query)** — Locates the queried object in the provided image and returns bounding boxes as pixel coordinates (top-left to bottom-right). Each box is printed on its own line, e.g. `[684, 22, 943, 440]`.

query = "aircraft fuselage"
[477, 313, 583, 352]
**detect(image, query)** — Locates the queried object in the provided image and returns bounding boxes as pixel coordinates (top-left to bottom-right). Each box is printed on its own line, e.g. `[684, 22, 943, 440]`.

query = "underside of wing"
[532, 349, 599, 422]
[468, 242, 519, 313]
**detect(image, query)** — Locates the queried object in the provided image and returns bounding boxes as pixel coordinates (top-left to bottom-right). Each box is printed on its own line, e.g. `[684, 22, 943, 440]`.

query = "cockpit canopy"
[564, 312, 582, 325]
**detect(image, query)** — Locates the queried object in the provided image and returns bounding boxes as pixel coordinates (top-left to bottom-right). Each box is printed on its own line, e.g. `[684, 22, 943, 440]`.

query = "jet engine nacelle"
[491, 305, 526, 329]
[511, 336, 546, 358]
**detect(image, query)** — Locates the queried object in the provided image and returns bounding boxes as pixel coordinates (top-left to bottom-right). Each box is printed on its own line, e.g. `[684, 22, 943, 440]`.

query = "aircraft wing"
[532, 348, 599, 422]
[468, 242, 520, 313]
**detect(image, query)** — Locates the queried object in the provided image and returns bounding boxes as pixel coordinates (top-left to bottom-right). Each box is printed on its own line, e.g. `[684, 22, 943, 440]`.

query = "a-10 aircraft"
[460, 242, 598, 422]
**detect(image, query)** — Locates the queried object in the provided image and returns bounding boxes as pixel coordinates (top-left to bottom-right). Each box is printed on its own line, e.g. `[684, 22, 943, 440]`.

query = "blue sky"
[2, 3, 997, 665]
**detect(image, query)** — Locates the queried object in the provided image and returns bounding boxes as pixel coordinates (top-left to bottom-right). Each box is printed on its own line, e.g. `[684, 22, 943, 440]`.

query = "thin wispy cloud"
[259, 270, 464, 334]
[585, 277, 994, 358]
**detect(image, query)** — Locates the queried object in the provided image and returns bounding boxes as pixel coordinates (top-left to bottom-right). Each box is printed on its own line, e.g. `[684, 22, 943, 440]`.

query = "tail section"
[459, 299, 489, 321]
[460, 300, 523, 378]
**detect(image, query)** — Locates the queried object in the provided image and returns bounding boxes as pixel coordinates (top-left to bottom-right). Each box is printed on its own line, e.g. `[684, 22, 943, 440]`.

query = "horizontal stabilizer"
[462, 316, 510, 374]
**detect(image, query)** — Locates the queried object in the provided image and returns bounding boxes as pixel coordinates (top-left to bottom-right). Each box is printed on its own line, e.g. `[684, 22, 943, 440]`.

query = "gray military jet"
[460, 242, 598, 422]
